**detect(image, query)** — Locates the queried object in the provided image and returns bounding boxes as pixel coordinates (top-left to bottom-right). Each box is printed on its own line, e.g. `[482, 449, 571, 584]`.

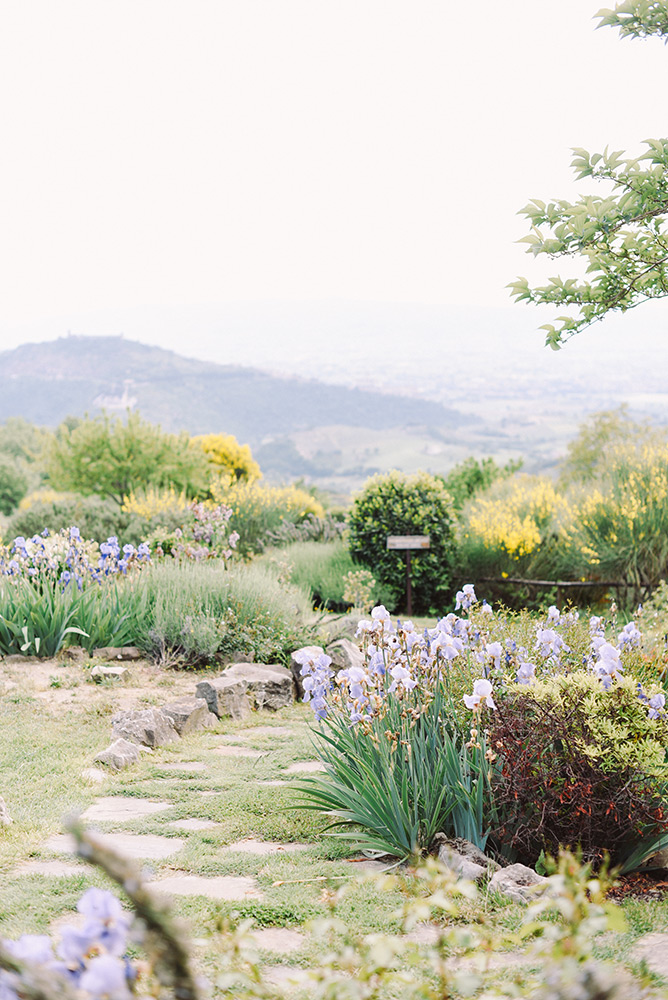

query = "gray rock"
[630, 932, 668, 979]
[162, 698, 218, 735]
[326, 637, 364, 673]
[94, 738, 144, 770]
[196, 675, 252, 720]
[92, 646, 143, 661]
[641, 846, 668, 870]
[111, 708, 180, 747]
[488, 863, 548, 904]
[3, 654, 40, 665]
[290, 645, 327, 698]
[433, 834, 500, 877]
[224, 663, 295, 711]
[62, 646, 89, 664]
[91, 664, 131, 683]
[0, 797, 12, 825]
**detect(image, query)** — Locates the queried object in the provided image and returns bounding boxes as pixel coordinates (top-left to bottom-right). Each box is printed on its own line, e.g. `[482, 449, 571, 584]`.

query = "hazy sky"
[1, 0, 666, 345]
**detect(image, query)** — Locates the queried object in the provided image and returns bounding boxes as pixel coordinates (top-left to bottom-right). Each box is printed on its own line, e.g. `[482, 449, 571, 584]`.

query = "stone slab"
[159, 761, 207, 773]
[250, 928, 305, 953]
[168, 819, 220, 831]
[45, 831, 184, 860]
[285, 761, 325, 774]
[13, 859, 84, 877]
[151, 874, 263, 900]
[236, 726, 295, 739]
[224, 838, 309, 855]
[213, 745, 267, 759]
[256, 780, 289, 787]
[631, 933, 668, 979]
[80, 797, 171, 822]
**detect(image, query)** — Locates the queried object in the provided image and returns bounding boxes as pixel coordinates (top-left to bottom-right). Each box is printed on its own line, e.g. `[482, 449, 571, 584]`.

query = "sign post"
[386, 535, 431, 616]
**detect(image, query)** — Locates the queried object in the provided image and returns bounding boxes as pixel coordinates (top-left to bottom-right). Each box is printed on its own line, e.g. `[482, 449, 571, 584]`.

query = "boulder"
[162, 698, 218, 736]
[488, 863, 548, 904]
[326, 638, 364, 673]
[224, 663, 295, 711]
[434, 835, 499, 881]
[196, 675, 252, 720]
[111, 708, 180, 747]
[94, 738, 145, 770]
[92, 646, 143, 661]
[62, 646, 89, 664]
[91, 665, 131, 683]
[641, 847, 668, 870]
[290, 645, 327, 698]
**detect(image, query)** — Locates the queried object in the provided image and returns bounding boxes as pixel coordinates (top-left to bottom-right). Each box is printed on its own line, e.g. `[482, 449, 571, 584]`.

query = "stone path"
[285, 761, 325, 774]
[80, 797, 171, 822]
[151, 874, 263, 900]
[224, 838, 309, 855]
[45, 831, 184, 861]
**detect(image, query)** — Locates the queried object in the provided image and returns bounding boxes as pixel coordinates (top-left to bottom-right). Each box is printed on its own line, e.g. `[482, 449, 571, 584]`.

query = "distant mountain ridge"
[0, 336, 472, 446]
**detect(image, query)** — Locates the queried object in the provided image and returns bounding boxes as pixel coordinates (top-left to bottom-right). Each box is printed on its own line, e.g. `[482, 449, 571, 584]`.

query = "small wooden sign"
[386, 535, 431, 550]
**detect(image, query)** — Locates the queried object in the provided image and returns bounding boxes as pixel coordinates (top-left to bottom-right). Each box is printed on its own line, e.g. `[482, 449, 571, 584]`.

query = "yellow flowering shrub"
[211, 479, 324, 556]
[560, 443, 668, 589]
[121, 487, 190, 519]
[191, 433, 261, 484]
[459, 475, 568, 584]
[18, 488, 72, 511]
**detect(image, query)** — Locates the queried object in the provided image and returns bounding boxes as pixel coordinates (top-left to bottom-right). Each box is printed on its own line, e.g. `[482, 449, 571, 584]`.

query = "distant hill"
[0, 336, 472, 451]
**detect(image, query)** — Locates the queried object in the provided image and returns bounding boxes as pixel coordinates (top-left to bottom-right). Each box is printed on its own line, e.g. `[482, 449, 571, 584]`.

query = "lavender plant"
[145, 502, 239, 563]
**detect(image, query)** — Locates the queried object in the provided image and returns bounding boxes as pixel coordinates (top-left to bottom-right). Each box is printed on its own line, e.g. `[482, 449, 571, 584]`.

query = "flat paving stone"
[631, 933, 668, 979]
[13, 859, 85, 877]
[224, 838, 309, 856]
[80, 797, 171, 822]
[213, 745, 267, 759]
[151, 874, 263, 900]
[263, 966, 315, 988]
[236, 726, 295, 739]
[406, 924, 441, 945]
[343, 857, 395, 873]
[198, 790, 221, 797]
[251, 928, 305, 953]
[256, 780, 289, 787]
[158, 762, 207, 773]
[45, 831, 184, 861]
[168, 819, 220, 831]
[285, 761, 325, 774]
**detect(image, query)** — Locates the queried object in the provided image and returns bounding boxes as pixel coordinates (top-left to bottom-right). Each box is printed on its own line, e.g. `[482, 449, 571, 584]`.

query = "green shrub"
[7, 494, 129, 543]
[347, 471, 457, 614]
[441, 456, 522, 511]
[0, 456, 28, 516]
[132, 561, 313, 666]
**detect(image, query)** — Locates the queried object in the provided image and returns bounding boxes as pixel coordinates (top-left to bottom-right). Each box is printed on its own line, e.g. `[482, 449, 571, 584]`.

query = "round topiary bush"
[347, 470, 457, 614]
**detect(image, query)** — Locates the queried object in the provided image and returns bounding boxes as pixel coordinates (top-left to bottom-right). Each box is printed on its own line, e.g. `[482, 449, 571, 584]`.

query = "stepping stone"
[343, 857, 393, 873]
[263, 967, 314, 988]
[151, 874, 263, 900]
[159, 762, 207, 773]
[168, 819, 220, 831]
[285, 761, 325, 774]
[80, 797, 171, 822]
[45, 832, 184, 861]
[213, 745, 267, 759]
[250, 928, 305, 953]
[236, 726, 295, 739]
[406, 924, 441, 945]
[631, 933, 668, 979]
[224, 838, 309, 856]
[256, 780, 289, 787]
[198, 790, 220, 797]
[13, 859, 84, 877]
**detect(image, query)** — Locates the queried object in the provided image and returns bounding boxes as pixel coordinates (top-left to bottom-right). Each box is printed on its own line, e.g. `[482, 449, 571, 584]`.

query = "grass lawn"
[1, 653, 667, 996]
